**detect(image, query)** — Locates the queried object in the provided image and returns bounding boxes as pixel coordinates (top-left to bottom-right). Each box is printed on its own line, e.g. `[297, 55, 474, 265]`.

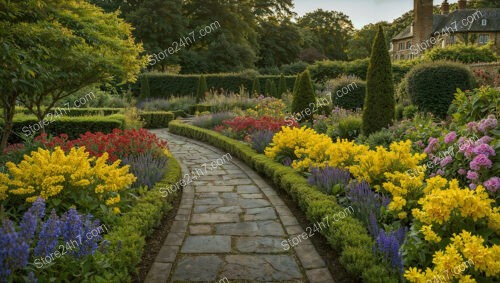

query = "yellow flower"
[113, 207, 121, 214]
[421, 225, 442, 243]
[105, 195, 121, 206]
[398, 211, 407, 219]
[1, 146, 136, 209]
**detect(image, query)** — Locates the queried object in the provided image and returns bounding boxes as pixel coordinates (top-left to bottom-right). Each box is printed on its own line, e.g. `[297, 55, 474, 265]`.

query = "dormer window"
[482, 19, 487, 26]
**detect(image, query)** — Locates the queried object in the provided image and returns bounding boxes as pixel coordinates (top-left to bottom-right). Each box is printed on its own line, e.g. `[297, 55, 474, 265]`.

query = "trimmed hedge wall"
[139, 111, 175, 129]
[139, 73, 297, 98]
[307, 58, 415, 84]
[89, 157, 182, 282]
[168, 120, 396, 283]
[14, 107, 123, 116]
[1, 115, 125, 143]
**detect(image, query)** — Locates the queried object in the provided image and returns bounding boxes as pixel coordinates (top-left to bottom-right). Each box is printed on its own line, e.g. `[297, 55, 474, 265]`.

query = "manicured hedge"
[14, 107, 123, 116]
[331, 78, 367, 110]
[138, 73, 297, 98]
[307, 58, 415, 84]
[168, 120, 396, 283]
[1, 115, 125, 143]
[139, 111, 175, 129]
[405, 61, 476, 118]
[89, 157, 182, 282]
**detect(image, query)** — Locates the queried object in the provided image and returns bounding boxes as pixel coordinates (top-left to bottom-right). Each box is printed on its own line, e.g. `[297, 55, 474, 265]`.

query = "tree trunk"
[0, 105, 15, 152]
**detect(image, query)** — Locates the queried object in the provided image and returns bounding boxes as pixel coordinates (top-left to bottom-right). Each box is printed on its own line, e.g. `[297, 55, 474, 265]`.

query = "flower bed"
[170, 117, 500, 283]
[0, 129, 182, 282]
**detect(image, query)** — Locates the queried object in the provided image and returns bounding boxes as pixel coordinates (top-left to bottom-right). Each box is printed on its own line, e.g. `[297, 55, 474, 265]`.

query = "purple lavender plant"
[34, 210, 61, 258]
[0, 219, 30, 282]
[250, 130, 275, 154]
[346, 181, 389, 221]
[19, 197, 45, 244]
[122, 152, 169, 188]
[375, 227, 408, 273]
[74, 214, 103, 259]
[308, 166, 351, 195]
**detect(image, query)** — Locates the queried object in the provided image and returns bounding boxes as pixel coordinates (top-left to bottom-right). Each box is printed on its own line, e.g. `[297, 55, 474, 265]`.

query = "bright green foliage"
[0, 0, 146, 150]
[362, 26, 395, 135]
[405, 61, 475, 118]
[450, 86, 500, 125]
[196, 75, 208, 103]
[251, 78, 261, 96]
[292, 70, 316, 119]
[423, 44, 497, 64]
[278, 74, 288, 97]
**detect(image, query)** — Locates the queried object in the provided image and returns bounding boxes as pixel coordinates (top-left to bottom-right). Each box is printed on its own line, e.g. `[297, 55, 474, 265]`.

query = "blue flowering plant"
[0, 198, 107, 282]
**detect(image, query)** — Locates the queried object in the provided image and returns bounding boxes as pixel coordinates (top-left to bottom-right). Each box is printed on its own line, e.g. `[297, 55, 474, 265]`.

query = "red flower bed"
[35, 129, 167, 162]
[215, 116, 298, 140]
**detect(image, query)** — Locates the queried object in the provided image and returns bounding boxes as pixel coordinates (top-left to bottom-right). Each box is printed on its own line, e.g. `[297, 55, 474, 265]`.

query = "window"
[449, 35, 456, 44]
[482, 19, 487, 26]
[399, 42, 404, 51]
[479, 34, 490, 45]
[406, 41, 412, 49]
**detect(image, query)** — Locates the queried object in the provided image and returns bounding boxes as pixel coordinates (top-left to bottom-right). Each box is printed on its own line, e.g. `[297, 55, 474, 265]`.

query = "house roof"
[392, 8, 500, 41]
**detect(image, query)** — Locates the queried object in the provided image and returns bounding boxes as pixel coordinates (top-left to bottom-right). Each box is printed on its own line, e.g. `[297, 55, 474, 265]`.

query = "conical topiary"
[362, 25, 395, 135]
[292, 73, 301, 96]
[270, 81, 278, 98]
[251, 77, 261, 96]
[292, 70, 316, 121]
[196, 75, 208, 103]
[278, 74, 287, 97]
[265, 79, 272, 97]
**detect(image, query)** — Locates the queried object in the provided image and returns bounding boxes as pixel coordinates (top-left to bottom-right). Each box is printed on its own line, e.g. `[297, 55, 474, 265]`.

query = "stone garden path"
[145, 130, 334, 283]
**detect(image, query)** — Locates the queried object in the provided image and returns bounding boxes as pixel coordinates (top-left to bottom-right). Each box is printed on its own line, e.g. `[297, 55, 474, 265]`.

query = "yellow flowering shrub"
[405, 230, 500, 282]
[0, 147, 136, 213]
[405, 179, 500, 282]
[382, 169, 426, 219]
[348, 140, 426, 189]
[265, 126, 333, 170]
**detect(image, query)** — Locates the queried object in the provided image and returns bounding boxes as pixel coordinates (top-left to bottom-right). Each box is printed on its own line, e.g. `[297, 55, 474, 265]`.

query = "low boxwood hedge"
[13, 107, 123, 116]
[88, 157, 182, 282]
[139, 111, 175, 129]
[168, 120, 396, 283]
[1, 115, 125, 143]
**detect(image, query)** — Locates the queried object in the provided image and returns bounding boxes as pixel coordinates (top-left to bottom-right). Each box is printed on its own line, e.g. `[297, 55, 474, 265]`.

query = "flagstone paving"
[145, 130, 334, 283]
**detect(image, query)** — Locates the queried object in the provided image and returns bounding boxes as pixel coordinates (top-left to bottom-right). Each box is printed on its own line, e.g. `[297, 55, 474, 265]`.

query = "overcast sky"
[294, 0, 461, 29]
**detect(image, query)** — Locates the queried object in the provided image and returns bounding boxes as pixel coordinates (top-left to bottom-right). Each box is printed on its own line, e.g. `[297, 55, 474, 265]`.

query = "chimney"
[458, 0, 467, 9]
[413, 0, 434, 48]
[441, 0, 450, 15]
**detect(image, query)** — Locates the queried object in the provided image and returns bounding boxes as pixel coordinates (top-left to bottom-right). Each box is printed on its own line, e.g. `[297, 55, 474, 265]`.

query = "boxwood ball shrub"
[331, 76, 366, 110]
[362, 26, 395, 135]
[405, 61, 475, 118]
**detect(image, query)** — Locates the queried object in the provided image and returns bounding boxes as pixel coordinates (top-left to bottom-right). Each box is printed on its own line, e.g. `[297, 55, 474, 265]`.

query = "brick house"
[390, 0, 500, 60]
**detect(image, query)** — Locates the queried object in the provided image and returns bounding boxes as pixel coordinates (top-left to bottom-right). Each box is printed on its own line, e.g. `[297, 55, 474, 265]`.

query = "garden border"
[168, 120, 398, 283]
[88, 157, 183, 282]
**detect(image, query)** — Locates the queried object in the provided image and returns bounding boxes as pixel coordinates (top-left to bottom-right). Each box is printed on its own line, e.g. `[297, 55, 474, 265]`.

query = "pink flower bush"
[483, 177, 500, 193]
[444, 131, 456, 144]
[470, 154, 493, 171]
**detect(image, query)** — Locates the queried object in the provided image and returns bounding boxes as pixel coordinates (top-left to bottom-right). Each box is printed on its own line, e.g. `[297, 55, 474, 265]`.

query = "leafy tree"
[348, 22, 391, 60]
[468, 0, 500, 8]
[279, 74, 288, 97]
[362, 26, 395, 135]
[298, 9, 354, 60]
[292, 70, 316, 121]
[253, 0, 295, 21]
[251, 78, 261, 96]
[196, 75, 208, 102]
[126, 0, 187, 71]
[0, 0, 146, 150]
[257, 18, 302, 67]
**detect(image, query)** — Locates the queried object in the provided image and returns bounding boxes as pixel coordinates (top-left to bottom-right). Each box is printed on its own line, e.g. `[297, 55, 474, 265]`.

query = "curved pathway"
[145, 130, 334, 283]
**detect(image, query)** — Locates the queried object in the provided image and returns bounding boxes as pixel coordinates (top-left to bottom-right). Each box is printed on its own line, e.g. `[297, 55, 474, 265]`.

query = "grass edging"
[169, 120, 397, 283]
[88, 157, 182, 283]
